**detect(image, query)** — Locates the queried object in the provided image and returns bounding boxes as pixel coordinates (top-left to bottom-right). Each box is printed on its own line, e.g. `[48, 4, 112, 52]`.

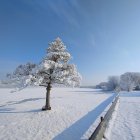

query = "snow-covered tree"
[120, 72, 140, 91]
[7, 62, 36, 89]
[107, 76, 120, 91]
[96, 82, 108, 90]
[28, 37, 81, 110]
[132, 73, 140, 89]
[120, 72, 135, 91]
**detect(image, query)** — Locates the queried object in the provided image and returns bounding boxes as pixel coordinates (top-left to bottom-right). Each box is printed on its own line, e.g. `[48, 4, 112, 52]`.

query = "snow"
[103, 96, 120, 140]
[109, 92, 140, 140]
[0, 87, 114, 140]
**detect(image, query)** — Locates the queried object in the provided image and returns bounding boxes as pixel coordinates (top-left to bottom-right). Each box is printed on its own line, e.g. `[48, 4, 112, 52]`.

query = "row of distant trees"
[96, 72, 140, 92]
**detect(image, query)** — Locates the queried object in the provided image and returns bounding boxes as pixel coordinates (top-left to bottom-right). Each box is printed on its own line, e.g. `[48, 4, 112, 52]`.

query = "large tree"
[29, 37, 81, 110]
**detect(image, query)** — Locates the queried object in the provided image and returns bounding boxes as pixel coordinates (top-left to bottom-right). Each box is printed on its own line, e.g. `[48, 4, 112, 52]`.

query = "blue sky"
[0, 0, 140, 85]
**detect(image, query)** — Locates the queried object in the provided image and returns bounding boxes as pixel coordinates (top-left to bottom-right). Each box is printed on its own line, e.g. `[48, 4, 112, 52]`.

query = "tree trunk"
[42, 83, 51, 111]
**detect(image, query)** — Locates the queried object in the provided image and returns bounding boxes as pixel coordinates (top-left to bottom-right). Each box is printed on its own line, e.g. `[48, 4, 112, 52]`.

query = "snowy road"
[110, 92, 140, 140]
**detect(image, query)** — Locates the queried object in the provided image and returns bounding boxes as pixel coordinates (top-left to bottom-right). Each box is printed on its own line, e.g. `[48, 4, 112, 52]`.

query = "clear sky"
[0, 0, 140, 85]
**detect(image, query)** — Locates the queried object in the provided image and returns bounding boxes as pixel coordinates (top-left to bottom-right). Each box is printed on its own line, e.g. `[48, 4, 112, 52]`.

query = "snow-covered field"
[0, 87, 115, 140]
[109, 92, 140, 140]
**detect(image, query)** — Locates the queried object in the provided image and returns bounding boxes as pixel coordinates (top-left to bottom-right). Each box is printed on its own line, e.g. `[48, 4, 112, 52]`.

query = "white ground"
[0, 87, 115, 140]
[109, 92, 140, 140]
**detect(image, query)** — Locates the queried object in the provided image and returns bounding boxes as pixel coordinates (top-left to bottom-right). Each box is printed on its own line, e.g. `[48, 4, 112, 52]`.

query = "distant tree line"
[96, 72, 140, 92]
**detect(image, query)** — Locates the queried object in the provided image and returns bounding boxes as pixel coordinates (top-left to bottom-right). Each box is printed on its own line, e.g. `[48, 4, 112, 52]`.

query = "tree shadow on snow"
[53, 93, 116, 140]
[0, 108, 42, 113]
[120, 92, 140, 97]
[69, 90, 113, 95]
[0, 98, 44, 113]
[0, 107, 15, 112]
[0, 98, 44, 107]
